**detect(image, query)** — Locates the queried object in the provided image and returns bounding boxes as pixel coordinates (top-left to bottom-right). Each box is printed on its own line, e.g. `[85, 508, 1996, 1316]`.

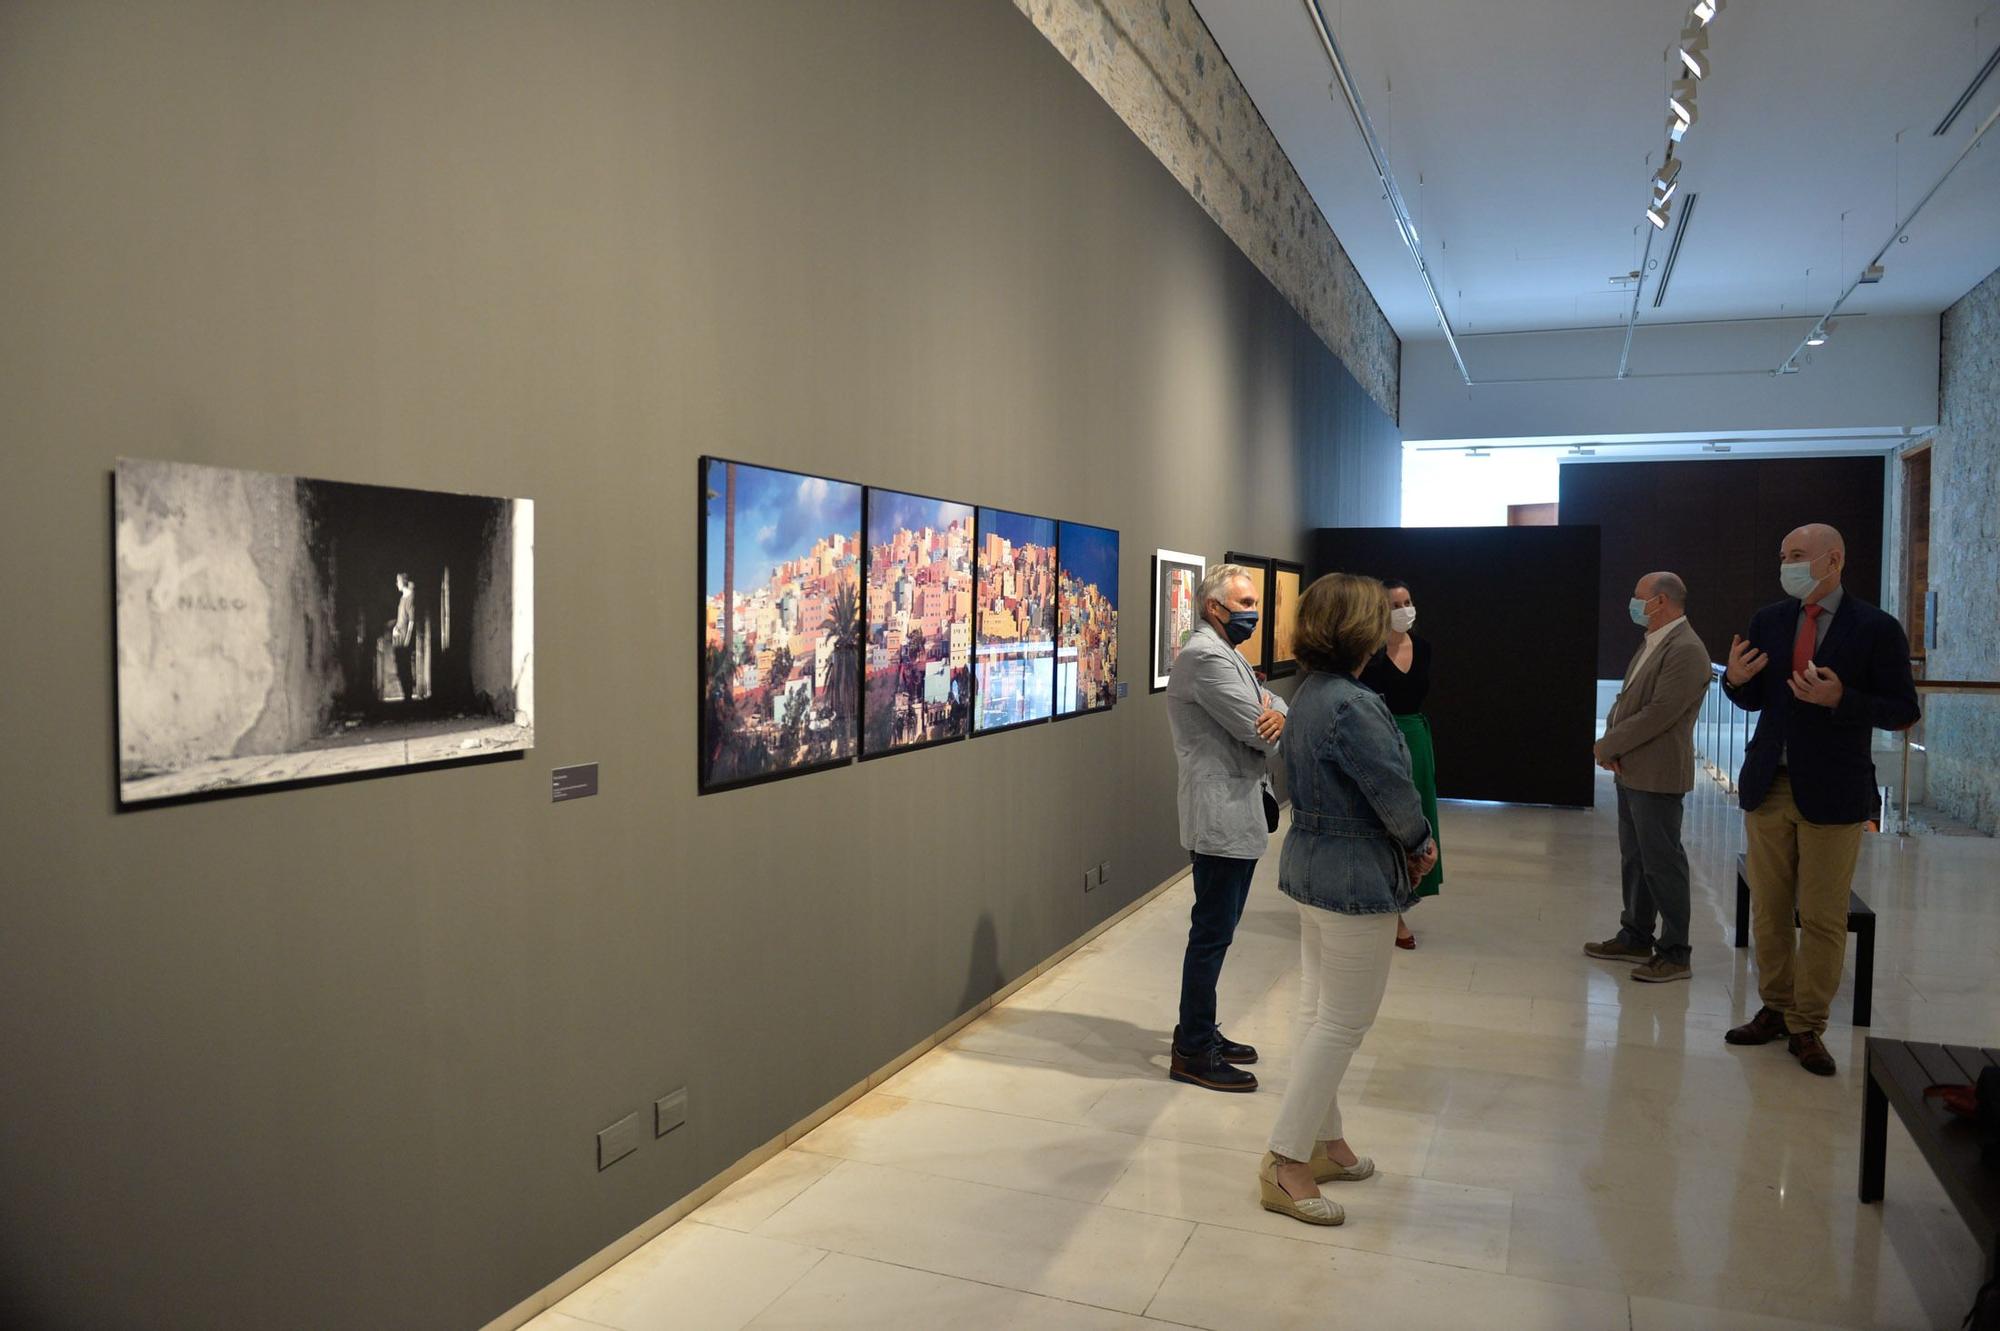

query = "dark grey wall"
[0, 3, 1399, 1328]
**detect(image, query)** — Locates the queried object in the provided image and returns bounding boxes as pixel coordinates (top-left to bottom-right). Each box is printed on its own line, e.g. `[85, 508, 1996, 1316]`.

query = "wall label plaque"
[551, 763, 599, 802]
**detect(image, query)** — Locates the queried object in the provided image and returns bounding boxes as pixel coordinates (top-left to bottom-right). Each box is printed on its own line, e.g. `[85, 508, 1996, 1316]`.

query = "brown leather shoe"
[1583, 936, 1652, 963]
[1725, 1006, 1788, 1046]
[1788, 1030, 1837, 1077]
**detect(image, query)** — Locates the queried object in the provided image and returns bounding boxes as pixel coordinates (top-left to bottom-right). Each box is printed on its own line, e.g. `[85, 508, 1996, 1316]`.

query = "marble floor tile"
[793, 1093, 1146, 1203]
[551, 1221, 823, 1331]
[548, 775, 2000, 1327]
[745, 1252, 1160, 1329]
[692, 1150, 843, 1234]
[755, 1159, 1193, 1313]
[1144, 1222, 1629, 1331]
[1100, 1134, 1510, 1274]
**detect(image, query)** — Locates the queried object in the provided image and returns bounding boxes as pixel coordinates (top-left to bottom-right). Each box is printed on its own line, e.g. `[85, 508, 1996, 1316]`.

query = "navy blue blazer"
[1722, 593, 1919, 824]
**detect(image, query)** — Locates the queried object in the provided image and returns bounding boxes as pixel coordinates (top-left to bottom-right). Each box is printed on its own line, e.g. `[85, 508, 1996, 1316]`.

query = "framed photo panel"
[1269, 558, 1304, 679]
[1055, 520, 1118, 718]
[1149, 548, 1205, 692]
[114, 458, 535, 806]
[973, 507, 1058, 733]
[861, 488, 975, 758]
[699, 457, 863, 793]
[1224, 552, 1276, 675]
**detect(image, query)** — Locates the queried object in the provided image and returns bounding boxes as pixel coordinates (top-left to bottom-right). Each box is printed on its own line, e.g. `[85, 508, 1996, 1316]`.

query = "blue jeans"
[1177, 853, 1256, 1053]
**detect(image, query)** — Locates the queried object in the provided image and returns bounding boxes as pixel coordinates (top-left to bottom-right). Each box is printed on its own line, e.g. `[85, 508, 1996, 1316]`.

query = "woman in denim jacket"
[1258, 572, 1437, 1227]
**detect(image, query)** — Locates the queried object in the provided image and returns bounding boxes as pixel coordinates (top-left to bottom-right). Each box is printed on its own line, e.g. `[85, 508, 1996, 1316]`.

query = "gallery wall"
[0, 2, 1399, 1328]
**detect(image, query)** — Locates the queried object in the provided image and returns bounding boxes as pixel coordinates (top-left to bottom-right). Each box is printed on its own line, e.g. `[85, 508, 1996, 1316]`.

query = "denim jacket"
[1278, 670, 1434, 915]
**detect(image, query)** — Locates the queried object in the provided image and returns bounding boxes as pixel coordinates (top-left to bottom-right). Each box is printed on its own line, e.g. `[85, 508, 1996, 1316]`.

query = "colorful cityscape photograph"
[862, 490, 974, 756]
[1056, 521, 1119, 716]
[1150, 549, 1205, 690]
[701, 458, 863, 791]
[973, 508, 1058, 732]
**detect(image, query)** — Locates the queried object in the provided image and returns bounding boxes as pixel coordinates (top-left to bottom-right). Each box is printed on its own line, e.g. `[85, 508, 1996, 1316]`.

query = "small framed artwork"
[1149, 548, 1206, 693]
[973, 507, 1059, 734]
[699, 456, 864, 794]
[1224, 552, 1276, 676]
[1055, 520, 1118, 718]
[1268, 558, 1304, 679]
[860, 488, 976, 759]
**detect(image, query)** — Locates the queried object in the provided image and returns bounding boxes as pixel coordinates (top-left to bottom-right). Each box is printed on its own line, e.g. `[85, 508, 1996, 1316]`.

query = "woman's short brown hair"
[1293, 572, 1390, 675]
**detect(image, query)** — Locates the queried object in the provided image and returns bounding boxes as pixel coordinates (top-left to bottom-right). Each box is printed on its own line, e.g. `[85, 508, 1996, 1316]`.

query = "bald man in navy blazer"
[1720, 523, 1918, 1078]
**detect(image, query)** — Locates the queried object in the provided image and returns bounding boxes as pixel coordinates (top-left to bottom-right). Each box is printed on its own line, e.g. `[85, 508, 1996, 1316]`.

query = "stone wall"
[1927, 264, 2000, 833]
[1015, 0, 1400, 421]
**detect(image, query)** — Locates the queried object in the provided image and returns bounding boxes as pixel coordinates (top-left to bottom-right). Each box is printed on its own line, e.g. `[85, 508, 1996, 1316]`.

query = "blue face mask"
[1223, 611, 1260, 646]
[1780, 558, 1820, 600]
[1628, 597, 1654, 627]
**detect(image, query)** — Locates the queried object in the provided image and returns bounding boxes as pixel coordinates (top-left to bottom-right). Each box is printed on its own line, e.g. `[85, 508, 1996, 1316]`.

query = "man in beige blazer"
[1584, 572, 1713, 983]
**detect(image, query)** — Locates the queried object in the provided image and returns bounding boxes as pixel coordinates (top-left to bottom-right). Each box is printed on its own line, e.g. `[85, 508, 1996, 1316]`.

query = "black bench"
[1860, 1039, 2000, 1289]
[1732, 852, 1875, 1027]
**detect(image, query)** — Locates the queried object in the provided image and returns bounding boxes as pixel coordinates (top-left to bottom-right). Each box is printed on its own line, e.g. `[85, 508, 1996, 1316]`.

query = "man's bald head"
[1639, 571, 1687, 607]
[1782, 524, 1845, 562]
[1780, 523, 1845, 604]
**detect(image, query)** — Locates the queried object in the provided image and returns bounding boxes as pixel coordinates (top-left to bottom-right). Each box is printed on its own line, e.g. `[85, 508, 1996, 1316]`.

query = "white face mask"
[1389, 606, 1417, 633]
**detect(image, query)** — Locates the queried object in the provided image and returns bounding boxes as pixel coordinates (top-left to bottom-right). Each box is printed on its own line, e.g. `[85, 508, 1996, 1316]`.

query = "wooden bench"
[1860, 1038, 2000, 1290]
[1732, 852, 1875, 1027]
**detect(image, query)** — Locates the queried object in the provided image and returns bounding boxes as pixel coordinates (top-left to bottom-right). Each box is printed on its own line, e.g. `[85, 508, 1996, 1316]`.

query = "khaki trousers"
[1744, 772, 1863, 1036]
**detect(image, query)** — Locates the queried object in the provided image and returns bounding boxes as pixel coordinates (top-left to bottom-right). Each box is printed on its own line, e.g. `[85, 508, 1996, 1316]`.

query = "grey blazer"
[1601, 617, 1712, 795]
[1167, 622, 1287, 858]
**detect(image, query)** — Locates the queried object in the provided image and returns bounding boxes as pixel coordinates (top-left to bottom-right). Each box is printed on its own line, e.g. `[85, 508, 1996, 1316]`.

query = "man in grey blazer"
[1585, 572, 1713, 983]
[1166, 563, 1288, 1092]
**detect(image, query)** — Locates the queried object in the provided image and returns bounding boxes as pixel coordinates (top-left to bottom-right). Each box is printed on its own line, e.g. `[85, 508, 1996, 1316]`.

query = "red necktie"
[1792, 603, 1823, 675]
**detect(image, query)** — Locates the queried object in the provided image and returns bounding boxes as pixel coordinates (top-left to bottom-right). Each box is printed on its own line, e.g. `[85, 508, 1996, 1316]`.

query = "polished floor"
[528, 771, 2000, 1330]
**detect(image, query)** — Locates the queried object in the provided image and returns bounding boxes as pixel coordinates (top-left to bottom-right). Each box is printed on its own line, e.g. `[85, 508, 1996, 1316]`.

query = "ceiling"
[1191, 0, 2000, 340]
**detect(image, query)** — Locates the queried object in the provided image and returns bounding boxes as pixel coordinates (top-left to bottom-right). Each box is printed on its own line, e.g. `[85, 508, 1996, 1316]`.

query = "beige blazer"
[1602, 618, 1712, 795]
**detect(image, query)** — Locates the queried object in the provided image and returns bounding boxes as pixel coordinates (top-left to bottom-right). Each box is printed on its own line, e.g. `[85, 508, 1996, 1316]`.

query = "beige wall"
[0, 3, 1399, 1327]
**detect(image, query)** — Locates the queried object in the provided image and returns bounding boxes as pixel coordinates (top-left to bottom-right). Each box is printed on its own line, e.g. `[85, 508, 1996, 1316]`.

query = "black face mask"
[1223, 611, 1259, 646]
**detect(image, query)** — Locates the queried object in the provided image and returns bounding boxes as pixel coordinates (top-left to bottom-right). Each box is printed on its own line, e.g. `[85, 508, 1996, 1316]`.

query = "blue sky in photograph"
[869, 490, 972, 546]
[704, 459, 861, 597]
[1058, 521, 1119, 608]
[978, 507, 1056, 552]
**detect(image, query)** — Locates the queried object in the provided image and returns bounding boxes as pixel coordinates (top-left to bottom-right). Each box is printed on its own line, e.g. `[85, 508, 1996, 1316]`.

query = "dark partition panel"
[1308, 526, 1601, 808]
[1559, 456, 1884, 678]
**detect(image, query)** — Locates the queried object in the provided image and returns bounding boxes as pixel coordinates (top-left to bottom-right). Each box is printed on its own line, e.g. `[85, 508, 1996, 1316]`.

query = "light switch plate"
[655, 1089, 688, 1137]
[597, 1112, 640, 1171]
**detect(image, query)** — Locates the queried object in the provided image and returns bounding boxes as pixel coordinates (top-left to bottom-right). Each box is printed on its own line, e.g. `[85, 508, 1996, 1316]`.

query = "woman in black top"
[1358, 580, 1442, 947]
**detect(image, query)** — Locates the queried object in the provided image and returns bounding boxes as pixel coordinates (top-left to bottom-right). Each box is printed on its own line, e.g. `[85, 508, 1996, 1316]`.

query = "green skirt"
[1395, 712, 1443, 898]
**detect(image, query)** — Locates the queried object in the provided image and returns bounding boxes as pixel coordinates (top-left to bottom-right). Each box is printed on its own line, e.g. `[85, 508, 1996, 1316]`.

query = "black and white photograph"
[114, 458, 535, 804]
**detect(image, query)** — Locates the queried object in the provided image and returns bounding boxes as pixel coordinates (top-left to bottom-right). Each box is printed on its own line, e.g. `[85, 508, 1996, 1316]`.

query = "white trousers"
[1266, 902, 1397, 1160]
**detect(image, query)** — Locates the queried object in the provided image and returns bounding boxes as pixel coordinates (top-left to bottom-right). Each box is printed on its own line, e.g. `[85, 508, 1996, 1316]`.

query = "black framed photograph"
[1224, 551, 1276, 677]
[860, 488, 975, 758]
[114, 457, 535, 806]
[973, 507, 1058, 734]
[1268, 557, 1304, 679]
[1149, 548, 1205, 693]
[699, 457, 863, 793]
[1055, 520, 1119, 718]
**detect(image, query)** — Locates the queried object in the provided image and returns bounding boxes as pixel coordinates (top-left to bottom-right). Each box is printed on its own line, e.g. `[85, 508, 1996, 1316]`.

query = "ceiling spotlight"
[1692, 0, 1724, 25]
[1465, 448, 1490, 458]
[1859, 263, 1886, 284]
[1669, 106, 1696, 141]
[1647, 199, 1672, 229]
[1653, 178, 1680, 207]
[1568, 446, 1596, 456]
[1652, 156, 1683, 194]
[1678, 26, 1711, 78]
[1703, 442, 1732, 452]
[1805, 329, 1827, 346]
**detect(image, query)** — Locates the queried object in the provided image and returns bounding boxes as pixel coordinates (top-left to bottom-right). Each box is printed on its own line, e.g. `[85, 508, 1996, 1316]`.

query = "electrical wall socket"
[1097, 862, 1111, 885]
[1082, 870, 1096, 893]
[597, 1112, 641, 1171]
[655, 1088, 688, 1138]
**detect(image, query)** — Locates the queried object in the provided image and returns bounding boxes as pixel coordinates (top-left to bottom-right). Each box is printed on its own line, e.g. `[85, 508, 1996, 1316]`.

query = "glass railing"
[1892, 676, 2000, 834]
[1692, 663, 2000, 834]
